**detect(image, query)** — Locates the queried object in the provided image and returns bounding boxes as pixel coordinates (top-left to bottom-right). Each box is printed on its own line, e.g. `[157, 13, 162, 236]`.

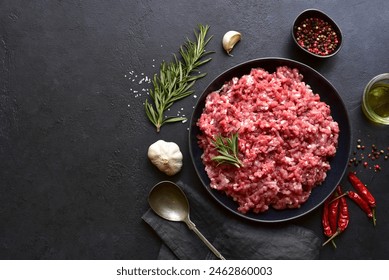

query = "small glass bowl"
[361, 73, 389, 125]
[292, 9, 343, 58]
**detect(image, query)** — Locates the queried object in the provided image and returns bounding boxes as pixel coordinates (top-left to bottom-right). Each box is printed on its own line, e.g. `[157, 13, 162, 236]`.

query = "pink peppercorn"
[294, 17, 339, 56]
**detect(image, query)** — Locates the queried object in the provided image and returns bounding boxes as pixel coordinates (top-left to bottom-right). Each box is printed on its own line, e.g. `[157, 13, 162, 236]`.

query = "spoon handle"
[186, 219, 226, 260]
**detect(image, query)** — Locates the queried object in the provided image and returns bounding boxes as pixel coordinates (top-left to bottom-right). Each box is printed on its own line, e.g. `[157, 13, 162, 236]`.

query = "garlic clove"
[222, 31, 241, 56]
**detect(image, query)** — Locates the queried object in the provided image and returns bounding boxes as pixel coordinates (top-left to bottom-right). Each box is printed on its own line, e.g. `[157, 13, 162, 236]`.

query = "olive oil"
[362, 74, 389, 125]
[366, 83, 389, 117]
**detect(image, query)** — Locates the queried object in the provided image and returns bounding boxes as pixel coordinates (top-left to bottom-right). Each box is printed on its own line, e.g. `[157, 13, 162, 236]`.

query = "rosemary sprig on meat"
[212, 132, 243, 168]
[145, 24, 213, 132]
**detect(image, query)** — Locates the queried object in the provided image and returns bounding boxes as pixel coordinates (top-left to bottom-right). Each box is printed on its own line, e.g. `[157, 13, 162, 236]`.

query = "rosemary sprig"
[211, 132, 243, 168]
[145, 24, 213, 132]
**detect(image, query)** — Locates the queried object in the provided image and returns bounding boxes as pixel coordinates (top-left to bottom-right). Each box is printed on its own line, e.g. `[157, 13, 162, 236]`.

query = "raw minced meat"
[197, 66, 339, 214]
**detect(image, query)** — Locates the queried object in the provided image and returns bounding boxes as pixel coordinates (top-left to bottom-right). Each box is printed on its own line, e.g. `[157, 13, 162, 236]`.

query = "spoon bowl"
[148, 181, 189, 222]
[148, 181, 225, 260]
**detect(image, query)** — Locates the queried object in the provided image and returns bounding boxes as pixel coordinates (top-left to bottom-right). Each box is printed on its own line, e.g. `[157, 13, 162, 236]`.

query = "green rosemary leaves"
[212, 133, 243, 168]
[145, 24, 213, 132]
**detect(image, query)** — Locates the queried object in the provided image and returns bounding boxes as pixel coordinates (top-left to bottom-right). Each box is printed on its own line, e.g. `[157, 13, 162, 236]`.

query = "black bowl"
[189, 57, 351, 222]
[292, 9, 343, 58]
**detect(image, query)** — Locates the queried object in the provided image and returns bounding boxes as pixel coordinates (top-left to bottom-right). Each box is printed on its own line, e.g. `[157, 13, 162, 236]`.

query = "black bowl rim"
[292, 9, 343, 58]
[188, 57, 351, 223]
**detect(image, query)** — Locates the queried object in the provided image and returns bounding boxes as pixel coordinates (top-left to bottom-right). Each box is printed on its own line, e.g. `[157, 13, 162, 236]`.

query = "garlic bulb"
[222, 31, 241, 56]
[148, 140, 183, 176]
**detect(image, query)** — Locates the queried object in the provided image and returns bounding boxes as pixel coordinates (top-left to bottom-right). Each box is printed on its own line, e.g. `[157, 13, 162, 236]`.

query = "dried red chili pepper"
[323, 186, 349, 247]
[328, 192, 339, 233]
[348, 172, 376, 207]
[337, 186, 349, 232]
[322, 199, 333, 238]
[348, 190, 376, 226]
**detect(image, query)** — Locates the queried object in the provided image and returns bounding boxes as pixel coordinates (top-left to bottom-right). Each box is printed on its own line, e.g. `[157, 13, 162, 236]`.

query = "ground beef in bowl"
[197, 66, 339, 214]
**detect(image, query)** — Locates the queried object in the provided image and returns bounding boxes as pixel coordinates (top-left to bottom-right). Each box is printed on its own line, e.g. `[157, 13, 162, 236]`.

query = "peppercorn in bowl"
[292, 9, 342, 58]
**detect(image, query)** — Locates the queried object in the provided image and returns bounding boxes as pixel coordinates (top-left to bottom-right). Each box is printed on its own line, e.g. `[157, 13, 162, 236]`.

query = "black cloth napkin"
[142, 181, 321, 260]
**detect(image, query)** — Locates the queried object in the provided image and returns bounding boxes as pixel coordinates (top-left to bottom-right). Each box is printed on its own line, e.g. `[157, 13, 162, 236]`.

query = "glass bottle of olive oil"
[362, 74, 389, 125]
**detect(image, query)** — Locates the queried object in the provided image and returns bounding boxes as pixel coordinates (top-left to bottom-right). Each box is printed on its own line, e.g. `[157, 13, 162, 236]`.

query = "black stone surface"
[0, 0, 388, 259]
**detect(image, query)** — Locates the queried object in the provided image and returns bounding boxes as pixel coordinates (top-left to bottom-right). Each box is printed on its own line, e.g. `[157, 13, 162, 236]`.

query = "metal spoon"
[148, 180, 225, 260]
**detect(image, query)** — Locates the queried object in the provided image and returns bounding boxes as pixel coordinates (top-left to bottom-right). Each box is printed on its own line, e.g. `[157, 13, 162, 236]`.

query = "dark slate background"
[0, 0, 388, 259]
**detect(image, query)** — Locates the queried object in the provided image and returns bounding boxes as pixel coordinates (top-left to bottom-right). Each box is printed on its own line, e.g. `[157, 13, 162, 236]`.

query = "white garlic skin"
[147, 140, 183, 176]
[222, 31, 241, 55]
